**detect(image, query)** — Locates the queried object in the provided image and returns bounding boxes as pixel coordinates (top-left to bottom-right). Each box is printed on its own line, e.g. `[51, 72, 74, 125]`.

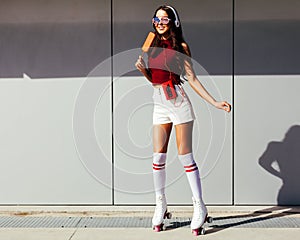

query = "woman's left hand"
[215, 101, 231, 113]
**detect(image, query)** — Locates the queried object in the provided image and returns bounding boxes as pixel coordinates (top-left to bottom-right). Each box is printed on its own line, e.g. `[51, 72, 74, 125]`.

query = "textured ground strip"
[0, 216, 299, 228]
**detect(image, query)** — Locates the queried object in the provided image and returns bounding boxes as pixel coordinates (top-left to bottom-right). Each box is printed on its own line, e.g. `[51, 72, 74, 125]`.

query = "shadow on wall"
[259, 125, 300, 205]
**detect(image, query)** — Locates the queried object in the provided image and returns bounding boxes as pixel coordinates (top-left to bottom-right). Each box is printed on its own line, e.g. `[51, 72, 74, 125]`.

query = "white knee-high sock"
[178, 153, 202, 199]
[153, 153, 167, 196]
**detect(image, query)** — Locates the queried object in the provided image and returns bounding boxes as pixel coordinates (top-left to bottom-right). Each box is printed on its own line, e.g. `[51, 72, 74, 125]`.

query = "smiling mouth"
[157, 25, 166, 31]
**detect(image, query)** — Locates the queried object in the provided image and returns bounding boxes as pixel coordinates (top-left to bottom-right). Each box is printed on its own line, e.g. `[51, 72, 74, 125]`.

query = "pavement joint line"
[0, 206, 300, 217]
[67, 218, 82, 240]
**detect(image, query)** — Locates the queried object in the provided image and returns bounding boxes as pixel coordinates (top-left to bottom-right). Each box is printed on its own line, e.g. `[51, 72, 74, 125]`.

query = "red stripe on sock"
[184, 163, 196, 168]
[185, 167, 198, 172]
[153, 163, 165, 167]
[153, 167, 165, 171]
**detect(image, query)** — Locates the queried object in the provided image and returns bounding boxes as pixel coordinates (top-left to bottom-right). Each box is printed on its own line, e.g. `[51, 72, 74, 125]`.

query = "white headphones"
[166, 5, 180, 27]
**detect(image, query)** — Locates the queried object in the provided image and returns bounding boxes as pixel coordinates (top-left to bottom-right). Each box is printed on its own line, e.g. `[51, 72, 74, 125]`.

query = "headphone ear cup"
[167, 5, 180, 28]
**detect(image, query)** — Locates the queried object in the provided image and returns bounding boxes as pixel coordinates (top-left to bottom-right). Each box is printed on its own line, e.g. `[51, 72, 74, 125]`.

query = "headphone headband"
[166, 5, 180, 27]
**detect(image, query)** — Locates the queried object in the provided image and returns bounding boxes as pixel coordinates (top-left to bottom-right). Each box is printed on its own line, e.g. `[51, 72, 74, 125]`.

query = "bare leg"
[153, 123, 173, 153]
[175, 121, 193, 155]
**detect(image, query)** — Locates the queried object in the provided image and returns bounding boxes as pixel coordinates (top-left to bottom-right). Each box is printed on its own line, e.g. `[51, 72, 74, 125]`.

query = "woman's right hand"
[135, 55, 152, 82]
[135, 55, 146, 72]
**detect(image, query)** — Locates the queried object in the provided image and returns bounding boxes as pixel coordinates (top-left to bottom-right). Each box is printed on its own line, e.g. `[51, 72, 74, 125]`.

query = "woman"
[135, 5, 231, 235]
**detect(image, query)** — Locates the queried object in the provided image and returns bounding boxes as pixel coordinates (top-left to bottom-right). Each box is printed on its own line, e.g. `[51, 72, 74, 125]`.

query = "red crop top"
[148, 39, 181, 85]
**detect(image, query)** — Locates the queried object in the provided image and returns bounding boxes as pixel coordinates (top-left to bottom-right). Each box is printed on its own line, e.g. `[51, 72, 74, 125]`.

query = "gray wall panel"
[0, 0, 111, 78]
[234, 0, 300, 205]
[234, 76, 300, 205]
[113, 76, 154, 204]
[235, 0, 300, 74]
[0, 0, 113, 204]
[0, 78, 112, 204]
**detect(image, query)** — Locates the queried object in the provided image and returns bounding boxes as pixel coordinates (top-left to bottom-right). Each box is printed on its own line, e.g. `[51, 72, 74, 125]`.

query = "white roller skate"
[191, 197, 213, 236]
[152, 194, 172, 232]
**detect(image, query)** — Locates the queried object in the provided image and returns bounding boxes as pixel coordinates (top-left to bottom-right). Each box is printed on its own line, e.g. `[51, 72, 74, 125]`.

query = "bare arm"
[135, 55, 152, 83]
[182, 43, 231, 112]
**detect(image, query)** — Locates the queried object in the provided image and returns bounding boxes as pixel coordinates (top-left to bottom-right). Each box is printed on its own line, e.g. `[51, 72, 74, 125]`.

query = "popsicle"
[142, 32, 155, 53]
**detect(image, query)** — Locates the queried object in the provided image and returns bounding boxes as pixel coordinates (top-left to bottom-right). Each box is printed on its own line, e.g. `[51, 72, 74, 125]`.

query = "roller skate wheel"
[206, 216, 213, 223]
[192, 227, 205, 236]
[192, 228, 199, 236]
[166, 212, 172, 219]
[153, 224, 163, 232]
[153, 225, 160, 232]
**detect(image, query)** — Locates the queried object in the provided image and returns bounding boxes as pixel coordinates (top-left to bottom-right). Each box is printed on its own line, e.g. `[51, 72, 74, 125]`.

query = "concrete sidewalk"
[0, 228, 299, 240]
[0, 206, 299, 240]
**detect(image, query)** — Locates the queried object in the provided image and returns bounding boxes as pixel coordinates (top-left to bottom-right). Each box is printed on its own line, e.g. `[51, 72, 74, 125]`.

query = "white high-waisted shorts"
[152, 84, 195, 125]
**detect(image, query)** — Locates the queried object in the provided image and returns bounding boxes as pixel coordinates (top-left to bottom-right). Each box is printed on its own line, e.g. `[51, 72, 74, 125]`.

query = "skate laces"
[154, 195, 166, 219]
[192, 198, 207, 222]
